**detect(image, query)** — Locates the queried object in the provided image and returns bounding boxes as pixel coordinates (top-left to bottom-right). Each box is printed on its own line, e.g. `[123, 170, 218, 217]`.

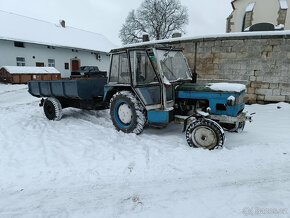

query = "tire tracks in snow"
[0, 173, 289, 217]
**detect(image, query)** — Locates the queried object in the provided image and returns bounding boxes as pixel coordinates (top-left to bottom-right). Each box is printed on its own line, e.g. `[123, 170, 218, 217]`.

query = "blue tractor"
[28, 44, 250, 150]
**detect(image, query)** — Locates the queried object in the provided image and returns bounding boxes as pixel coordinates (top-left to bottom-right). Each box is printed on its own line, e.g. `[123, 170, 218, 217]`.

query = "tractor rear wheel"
[110, 91, 146, 134]
[43, 97, 63, 121]
[186, 118, 225, 150]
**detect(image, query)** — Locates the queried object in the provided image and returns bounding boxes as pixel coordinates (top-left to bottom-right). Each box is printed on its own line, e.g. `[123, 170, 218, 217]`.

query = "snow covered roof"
[280, 0, 288, 9]
[0, 10, 115, 53]
[2, 66, 61, 74]
[245, 2, 255, 12]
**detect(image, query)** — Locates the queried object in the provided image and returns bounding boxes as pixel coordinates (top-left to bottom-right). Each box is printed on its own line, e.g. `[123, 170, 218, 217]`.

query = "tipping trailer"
[28, 44, 251, 150]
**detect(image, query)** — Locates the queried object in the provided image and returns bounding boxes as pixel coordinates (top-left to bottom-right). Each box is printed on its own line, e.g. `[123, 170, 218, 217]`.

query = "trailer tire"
[43, 97, 63, 121]
[110, 91, 146, 134]
[186, 118, 225, 150]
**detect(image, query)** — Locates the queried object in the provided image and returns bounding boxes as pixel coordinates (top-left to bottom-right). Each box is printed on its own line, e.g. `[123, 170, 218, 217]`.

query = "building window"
[16, 57, 25, 66]
[65, 63, 69, 70]
[48, 59, 55, 67]
[14, 41, 25, 48]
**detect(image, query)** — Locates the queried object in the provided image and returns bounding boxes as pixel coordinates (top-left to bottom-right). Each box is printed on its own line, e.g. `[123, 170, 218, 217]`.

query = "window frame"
[129, 49, 160, 88]
[16, 57, 25, 66]
[48, 59, 55, 67]
[108, 51, 131, 85]
[14, 41, 25, 48]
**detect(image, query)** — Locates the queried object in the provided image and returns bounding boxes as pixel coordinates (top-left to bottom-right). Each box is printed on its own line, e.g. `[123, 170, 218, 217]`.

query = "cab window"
[130, 50, 157, 85]
[109, 53, 130, 84]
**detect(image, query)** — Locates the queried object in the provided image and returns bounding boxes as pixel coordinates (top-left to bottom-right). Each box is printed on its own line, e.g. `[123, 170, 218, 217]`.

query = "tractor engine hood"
[176, 82, 246, 94]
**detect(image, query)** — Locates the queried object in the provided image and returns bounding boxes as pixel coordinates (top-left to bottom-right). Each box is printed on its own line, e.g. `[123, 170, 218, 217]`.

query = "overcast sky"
[0, 0, 233, 46]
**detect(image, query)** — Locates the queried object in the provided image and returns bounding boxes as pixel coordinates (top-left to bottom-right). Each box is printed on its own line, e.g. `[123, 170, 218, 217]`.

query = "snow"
[280, 0, 288, 9]
[163, 75, 171, 85]
[116, 30, 290, 51]
[0, 83, 290, 218]
[245, 2, 255, 12]
[206, 83, 246, 92]
[0, 10, 115, 53]
[275, 24, 285, 30]
[2, 66, 60, 74]
[227, 95, 236, 101]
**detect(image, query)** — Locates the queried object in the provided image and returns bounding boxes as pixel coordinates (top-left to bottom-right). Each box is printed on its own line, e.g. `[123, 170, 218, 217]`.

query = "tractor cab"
[105, 46, 194, 124]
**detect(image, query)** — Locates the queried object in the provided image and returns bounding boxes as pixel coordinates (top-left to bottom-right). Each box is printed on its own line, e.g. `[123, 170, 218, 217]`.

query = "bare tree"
[119, 0, 189, 45]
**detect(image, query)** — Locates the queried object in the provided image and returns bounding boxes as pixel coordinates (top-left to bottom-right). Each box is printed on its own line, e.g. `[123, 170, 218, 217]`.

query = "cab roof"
[110, 43, 182, 53]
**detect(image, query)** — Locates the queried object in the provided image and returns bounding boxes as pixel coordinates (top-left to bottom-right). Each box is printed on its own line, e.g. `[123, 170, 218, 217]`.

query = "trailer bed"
[28, 77, 107, 100]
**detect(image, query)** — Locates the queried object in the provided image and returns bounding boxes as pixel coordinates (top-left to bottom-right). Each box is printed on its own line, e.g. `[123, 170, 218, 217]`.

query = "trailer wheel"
[110, 91, 146, 134]
[186, 118, 225, 150]
[43, 98, 63, 121]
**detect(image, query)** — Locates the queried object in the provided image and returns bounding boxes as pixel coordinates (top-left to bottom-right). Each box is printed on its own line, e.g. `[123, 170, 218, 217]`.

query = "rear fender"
[104, 85, 136, 103]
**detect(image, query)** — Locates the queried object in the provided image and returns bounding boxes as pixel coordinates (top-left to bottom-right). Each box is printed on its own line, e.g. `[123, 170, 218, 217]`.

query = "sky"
[0, 0, 233, 46]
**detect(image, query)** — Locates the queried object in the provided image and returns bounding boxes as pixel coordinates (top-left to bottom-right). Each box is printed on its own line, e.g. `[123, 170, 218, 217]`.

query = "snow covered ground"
[0, 83, 289, 218]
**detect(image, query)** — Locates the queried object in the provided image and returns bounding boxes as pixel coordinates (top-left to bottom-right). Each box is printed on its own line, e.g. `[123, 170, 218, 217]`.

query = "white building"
[0, 10, 116, 78]
[227, 0, 289, 32]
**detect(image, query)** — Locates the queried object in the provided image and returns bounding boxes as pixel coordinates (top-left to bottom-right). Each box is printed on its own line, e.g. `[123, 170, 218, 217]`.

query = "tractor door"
[129, 50, 162, 110]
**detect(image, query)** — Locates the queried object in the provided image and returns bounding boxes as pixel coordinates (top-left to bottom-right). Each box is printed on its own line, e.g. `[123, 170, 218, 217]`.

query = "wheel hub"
[192, 126, 217, 148]
[118, 103, 133, 124]
[47, 105, 53, 115]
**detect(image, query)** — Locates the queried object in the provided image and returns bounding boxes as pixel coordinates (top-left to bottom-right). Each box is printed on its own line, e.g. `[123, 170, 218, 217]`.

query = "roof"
[0, 10, 116, 53]
[110, 43, 182, 53]
[280, 0, 288, 9]
[2, 66, 61, 74]
[245, 2, 255, 12]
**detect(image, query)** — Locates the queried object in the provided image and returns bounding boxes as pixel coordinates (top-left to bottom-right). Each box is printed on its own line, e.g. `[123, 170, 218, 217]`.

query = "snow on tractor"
[28, 44, 251, 150]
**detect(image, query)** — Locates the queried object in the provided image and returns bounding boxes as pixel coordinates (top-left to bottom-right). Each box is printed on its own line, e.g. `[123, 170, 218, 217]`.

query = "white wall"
[0, 39, 111, 78]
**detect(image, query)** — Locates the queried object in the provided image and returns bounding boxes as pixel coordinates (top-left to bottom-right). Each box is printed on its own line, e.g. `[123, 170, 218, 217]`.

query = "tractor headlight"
[227, 96, 235, 106]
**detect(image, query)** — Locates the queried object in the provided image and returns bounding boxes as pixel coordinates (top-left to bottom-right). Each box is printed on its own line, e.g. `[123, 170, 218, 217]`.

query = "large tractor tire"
[110, 91, 146, 134]
[43, 97, 63, 121]
[186, 118, 225, 150]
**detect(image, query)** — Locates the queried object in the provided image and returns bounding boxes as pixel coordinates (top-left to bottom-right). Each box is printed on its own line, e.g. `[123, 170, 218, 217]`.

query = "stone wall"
[166, 34, 290, 104]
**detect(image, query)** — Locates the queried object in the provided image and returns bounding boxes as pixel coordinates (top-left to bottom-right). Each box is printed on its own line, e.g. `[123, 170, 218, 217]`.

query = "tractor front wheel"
[186, 118, 225, 150]
[110, 91, 146, 134]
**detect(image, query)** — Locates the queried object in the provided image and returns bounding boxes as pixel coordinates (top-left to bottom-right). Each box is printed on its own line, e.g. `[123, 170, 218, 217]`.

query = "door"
[36, 62, 44, 67]
[130, 50, 162, 110]
[71, 59, 80, 72]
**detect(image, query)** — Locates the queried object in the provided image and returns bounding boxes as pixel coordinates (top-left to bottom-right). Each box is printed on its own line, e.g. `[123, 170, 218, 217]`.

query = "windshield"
[156, 49, 192, 82]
